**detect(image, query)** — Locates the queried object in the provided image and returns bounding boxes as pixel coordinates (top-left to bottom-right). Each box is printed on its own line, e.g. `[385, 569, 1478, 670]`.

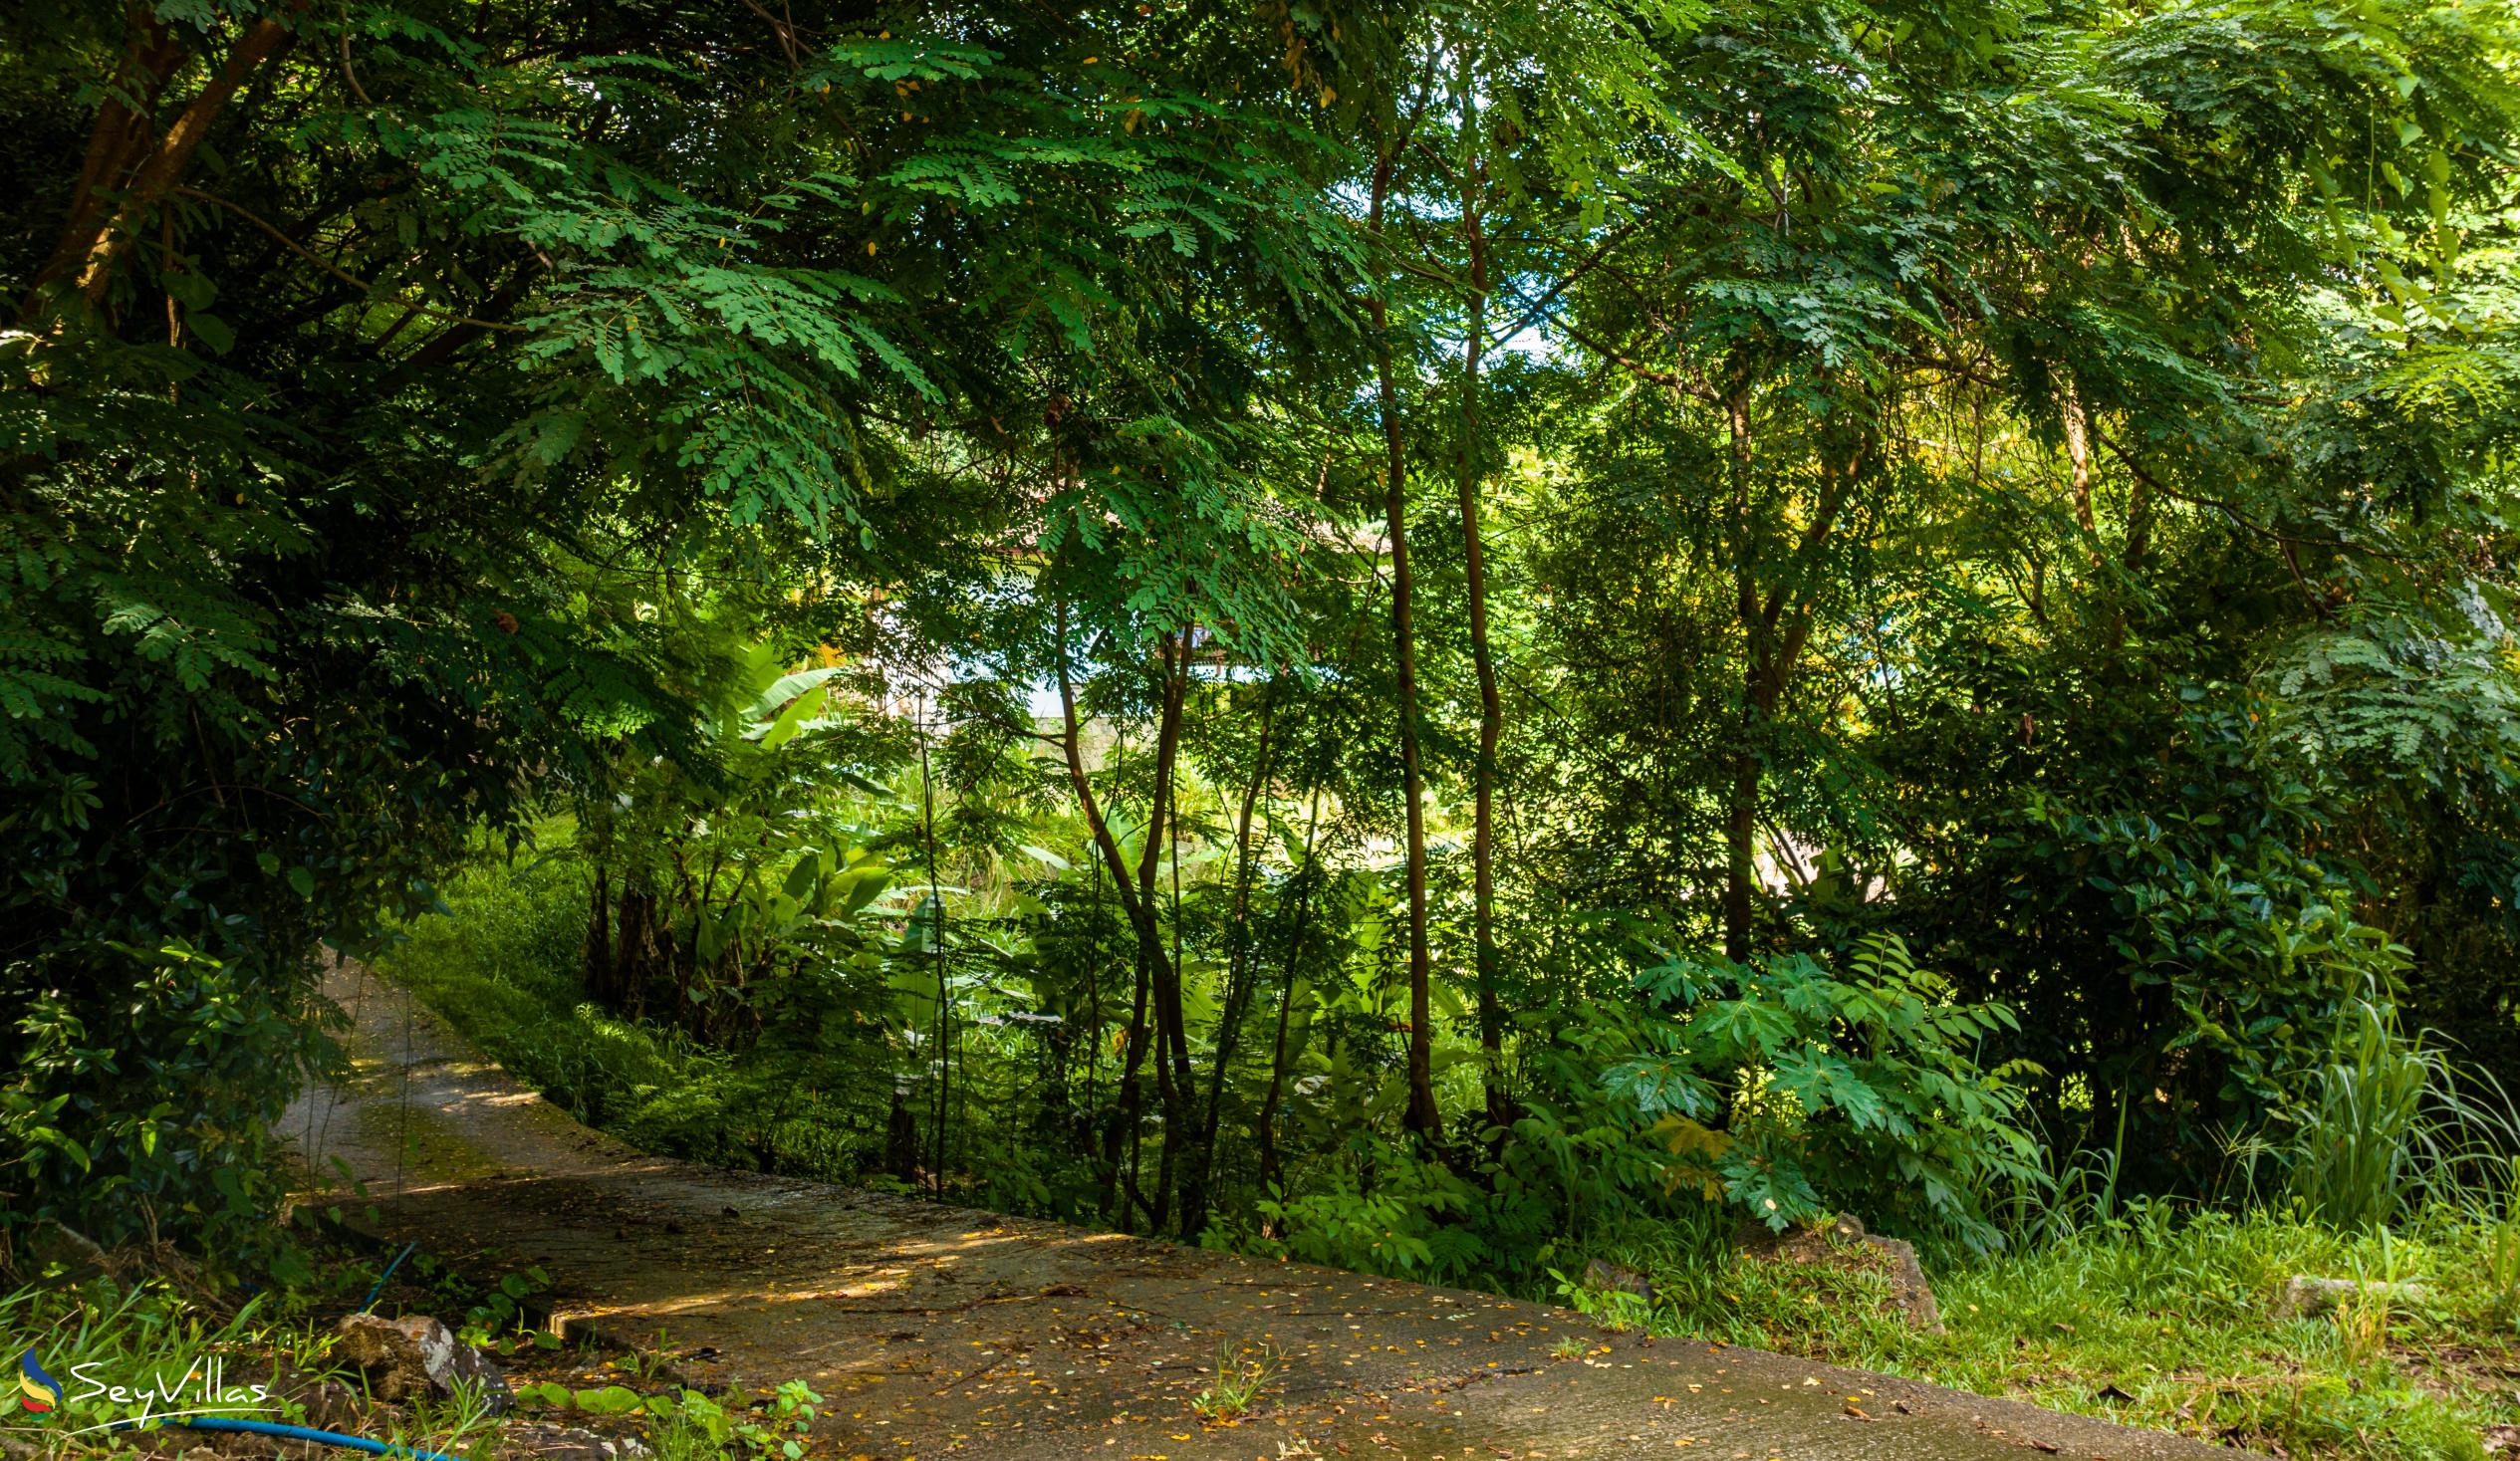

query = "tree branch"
[70, 6, 311, 306]
[174, 186, 530, 335]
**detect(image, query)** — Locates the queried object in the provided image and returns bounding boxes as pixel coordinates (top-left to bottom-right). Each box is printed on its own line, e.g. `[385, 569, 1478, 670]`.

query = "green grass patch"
[1568, 1203, 2520, 1460]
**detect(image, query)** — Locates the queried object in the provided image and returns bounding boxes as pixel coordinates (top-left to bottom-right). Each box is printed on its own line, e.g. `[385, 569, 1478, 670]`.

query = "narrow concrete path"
[281, 963, 2242, 1461]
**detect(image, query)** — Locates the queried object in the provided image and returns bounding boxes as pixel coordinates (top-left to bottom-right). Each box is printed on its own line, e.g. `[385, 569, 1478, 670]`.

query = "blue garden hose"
[122, 1416, 463, 1461]
[359, 1242, 420, 1315]
[83, 1244, 451, 1459]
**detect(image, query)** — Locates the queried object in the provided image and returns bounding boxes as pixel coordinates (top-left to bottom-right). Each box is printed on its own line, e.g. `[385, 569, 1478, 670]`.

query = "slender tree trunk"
[1368, 151, 1443, 1145]
[1110, 939, 1153, 1230]
[1152, 756, 1184, 1235]
[1723, 389, 1761, 962]
[1134, 632, 1193, 1092]
[918, 702, 951, 1191]
[2103, 422, 2149, 652]
[1082, 853, 1106, 1145]
[585, 862, 616, 1006]
[1056, 598, 1187, 1227]
[1725, 412, 1864, 963]
[1256, 790, 1325, 1221]
[2062, 379, 2096, 538]
[614, 886, 650, 1019]
[1136, 631, 1192, 1231]
[1722, 752, 1762, 962]
[1452, 168, 1510, 1135]
[2125, 470, 2152, 570]
[669, 844, 702, 1030]
[885, 1080, 921, 1180]
[1185, 681, 1277, 1236]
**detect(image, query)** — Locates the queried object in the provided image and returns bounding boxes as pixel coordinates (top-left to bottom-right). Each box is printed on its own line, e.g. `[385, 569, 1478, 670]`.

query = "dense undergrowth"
[376, 841, 882, 1187]
[9, 5, 2520, 1461]
[380, 824, 2057, 1281]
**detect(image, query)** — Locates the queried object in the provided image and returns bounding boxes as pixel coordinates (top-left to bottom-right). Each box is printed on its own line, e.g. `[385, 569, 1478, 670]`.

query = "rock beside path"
[2277, 1275, 2431, 1317]
[335, 1313, 513, 1412]
[1581, 1257, 1655, 1302]
[1738, 1212, 1947, 1333]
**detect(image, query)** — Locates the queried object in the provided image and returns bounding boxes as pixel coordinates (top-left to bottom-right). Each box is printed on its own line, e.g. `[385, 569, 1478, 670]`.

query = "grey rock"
[1737, 1212, 1945, 1334]
[1582, 1259, 1655, 1302]
[2277, 1275, 2430, 1318]
[334, 1313, 513, 1413]
[12, 1220, 118, 1281]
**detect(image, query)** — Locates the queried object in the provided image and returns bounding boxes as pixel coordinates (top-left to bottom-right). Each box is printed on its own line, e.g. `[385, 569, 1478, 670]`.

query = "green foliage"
[2485, 1159, 2520, 1332]
[2284, 998, 2434, 1230]
[1187, 1342, 1281, 1424]
[1252, 1135, 1487, 1282]
[0, 0, 1369, 1248]
[0, 1280, 315, 1434]
[2, 938, 331, 1268]
[574, 630, 897, 1038]
[9, 0, 2520, 1347]
[453, 1266, 551, 1347]
[385, 846, 892, 1182]
[2047, 713, 2414, 1092]
[1607, 935, 2046, 1253]
[1877, 683, 2443, 1198]
[0, 1267, 825, 1461]
[520, 1375, 823, 1461]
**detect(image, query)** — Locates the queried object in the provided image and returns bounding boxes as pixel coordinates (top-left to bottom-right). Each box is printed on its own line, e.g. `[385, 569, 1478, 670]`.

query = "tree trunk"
[585, 862, 617, 1007]
[1056, 598, 1189, 1227]
[1723, 389, 1761, 962]
[885, 1079, 921, 1181]
[2062, 379, 2096, 538]
[1722, 744, 1762, 962]
[1368, 149, 1443, 1146]
[1452, 164, 1509, 1135]
[1255, 791, 1325, 1221]
[28, 5, 184, 316]
[1184, 681, 1277, 1237]
[917, 706, 951, 1191]
[614, 886, 658, 1020]
[2125, 469, 2152, 570]
[37, 6, 310, 314]
[1105, 940, 1154, 1230]
[1137, 631, 1192, 1232]
[1724, 411, 1865, 963]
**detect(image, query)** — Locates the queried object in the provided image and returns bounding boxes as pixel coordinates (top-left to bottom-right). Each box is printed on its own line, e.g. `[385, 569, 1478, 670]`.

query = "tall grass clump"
[2280, 994, 2520, 1230]
[2285, 997, 2431, 1228]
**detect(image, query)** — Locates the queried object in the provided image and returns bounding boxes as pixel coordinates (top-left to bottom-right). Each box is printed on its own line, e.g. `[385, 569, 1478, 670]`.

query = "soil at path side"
[281, 962, 2245, 1461]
